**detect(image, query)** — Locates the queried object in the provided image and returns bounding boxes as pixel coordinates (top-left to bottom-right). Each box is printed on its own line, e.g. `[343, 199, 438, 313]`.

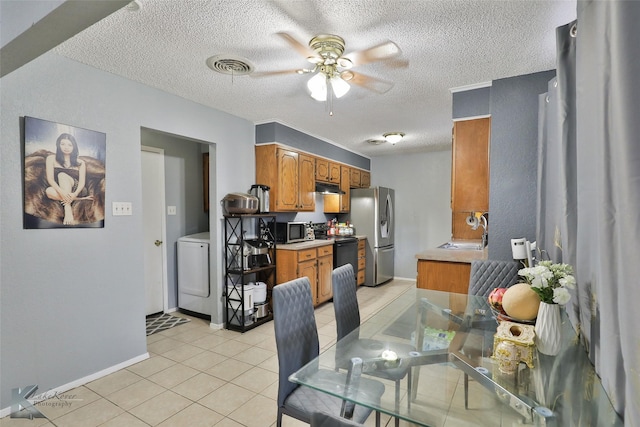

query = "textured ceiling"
[54, 0, 576, 157]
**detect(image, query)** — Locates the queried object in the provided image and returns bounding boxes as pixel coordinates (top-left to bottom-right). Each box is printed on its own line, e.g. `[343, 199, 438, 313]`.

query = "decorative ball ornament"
[501, 283, 541, 321]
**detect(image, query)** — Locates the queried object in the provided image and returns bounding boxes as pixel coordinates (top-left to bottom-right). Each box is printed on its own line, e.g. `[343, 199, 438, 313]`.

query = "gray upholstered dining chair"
[273, 277, 384, 427]
[332, 264, 414, 427]
[311, 411, 364, 427]
[464, 259, 521, 408]
[468, 259, 522, 297]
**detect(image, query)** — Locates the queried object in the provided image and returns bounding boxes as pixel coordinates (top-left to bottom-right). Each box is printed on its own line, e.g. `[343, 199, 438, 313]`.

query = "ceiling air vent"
[206, 55, 254, 76]
[366, 139, 386, 145]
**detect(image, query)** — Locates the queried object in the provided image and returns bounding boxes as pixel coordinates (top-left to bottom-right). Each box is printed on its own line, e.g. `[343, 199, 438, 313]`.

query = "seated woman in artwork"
[44, 133, 94, 225]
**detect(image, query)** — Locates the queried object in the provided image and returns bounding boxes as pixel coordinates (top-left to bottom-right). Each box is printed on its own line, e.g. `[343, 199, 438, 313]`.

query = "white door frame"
[141, 145, 169, 313]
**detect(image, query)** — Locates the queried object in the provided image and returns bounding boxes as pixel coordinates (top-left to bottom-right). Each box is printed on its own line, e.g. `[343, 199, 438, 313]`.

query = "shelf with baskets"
[223, 214, 276, 332]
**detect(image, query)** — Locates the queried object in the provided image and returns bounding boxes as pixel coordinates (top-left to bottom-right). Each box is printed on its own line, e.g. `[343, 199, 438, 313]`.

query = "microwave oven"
[275, 222, 313, 244]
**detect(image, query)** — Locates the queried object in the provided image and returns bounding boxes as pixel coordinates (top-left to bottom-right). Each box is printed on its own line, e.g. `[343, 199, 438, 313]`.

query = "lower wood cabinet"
[416, 259, 471, 294]
[276, 244, 334, 306]
[357, 239, 366, 286]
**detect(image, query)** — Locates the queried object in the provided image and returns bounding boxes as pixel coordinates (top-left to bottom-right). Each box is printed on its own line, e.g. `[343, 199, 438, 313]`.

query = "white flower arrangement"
[518, 260, 576, 305]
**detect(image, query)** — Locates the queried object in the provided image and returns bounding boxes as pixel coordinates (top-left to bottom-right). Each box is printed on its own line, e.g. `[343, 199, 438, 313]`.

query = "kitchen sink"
[438, 241, 484, 251]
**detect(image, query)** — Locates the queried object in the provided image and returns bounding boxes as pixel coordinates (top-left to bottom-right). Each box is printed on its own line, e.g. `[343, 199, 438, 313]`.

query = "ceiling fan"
[254, 32, 404, 114]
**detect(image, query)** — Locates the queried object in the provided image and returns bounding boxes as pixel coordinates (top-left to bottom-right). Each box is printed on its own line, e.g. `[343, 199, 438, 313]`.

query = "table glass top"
[290, 288, 622, 427]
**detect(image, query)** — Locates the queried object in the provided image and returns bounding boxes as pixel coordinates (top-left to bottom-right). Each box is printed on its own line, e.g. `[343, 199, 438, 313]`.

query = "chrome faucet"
[467, 211, 488, 247]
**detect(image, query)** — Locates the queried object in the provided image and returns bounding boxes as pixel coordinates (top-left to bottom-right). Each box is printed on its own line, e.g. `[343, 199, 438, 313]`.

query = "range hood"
[315, 182, 345, 195]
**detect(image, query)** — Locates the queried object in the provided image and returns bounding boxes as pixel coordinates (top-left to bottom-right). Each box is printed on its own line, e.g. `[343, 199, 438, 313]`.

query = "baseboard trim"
[0, 352, 149, 418]
[209, 321, 224, 330]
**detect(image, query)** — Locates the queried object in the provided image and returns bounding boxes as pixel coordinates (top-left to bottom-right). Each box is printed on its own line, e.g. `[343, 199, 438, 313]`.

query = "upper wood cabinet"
[339, 165, 351, 212]
[256, 143, 370, 213]
[451, 117, 490, 239]
[316, 158, 341, 184]
[255, 144, 315, 212]
[324, 165, 351, 213]
[350, 168, 361, 188]
[349, 168, 370, 189]
[360, 171, 370, 188]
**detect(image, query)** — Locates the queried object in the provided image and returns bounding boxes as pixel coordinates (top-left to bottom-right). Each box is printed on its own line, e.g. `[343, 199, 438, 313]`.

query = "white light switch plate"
[112, 202, 132, 216]
[167, 206, 177, 215]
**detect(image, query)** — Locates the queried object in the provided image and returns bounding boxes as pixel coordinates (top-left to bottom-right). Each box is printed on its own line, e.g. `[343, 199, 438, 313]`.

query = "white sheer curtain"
[538, 2, 640, 424]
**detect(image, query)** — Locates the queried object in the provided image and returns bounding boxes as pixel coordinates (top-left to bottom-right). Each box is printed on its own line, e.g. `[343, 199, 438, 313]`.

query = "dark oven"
[333, 236, 359, 281]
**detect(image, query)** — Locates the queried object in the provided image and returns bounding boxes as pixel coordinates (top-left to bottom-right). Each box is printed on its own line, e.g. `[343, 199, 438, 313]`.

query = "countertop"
[276, 235, 366, 251]
[415, 240, 488, 263]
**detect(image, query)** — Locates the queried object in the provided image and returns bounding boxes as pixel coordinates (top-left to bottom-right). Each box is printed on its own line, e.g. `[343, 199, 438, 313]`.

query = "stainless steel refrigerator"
[350, 187, 395, 286]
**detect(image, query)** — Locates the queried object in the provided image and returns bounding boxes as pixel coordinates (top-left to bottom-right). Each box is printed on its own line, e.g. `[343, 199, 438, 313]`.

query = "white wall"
[0, 52, 255, 409]
[371, 150, 453, 279]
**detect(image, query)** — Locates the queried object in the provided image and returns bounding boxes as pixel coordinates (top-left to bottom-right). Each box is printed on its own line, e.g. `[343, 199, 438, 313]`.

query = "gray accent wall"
[452, 86, 491, 119]
[488, 70, 556, 260]
[0, 51, 255, 409]
[256, 122, 370, 170]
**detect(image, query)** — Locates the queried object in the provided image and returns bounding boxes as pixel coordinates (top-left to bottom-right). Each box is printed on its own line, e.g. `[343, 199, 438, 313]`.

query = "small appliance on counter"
[221, 193, 258, 214]
[275, 221, 314, 244]
[248, 184, 270, 213]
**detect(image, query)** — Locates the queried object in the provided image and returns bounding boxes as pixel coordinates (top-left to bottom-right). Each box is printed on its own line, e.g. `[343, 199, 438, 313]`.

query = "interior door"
[142, 148, 166, 315]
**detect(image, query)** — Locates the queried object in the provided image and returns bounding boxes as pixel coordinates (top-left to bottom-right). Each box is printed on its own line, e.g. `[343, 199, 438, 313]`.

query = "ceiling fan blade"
[342, 40, 401, 67]
[276, 32, 318, 60]
[385, 58, 410, 69]
[343, 71, 394, 94]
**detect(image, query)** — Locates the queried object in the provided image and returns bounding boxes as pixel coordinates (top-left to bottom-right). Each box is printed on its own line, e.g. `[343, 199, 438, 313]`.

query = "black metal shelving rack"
[223, 214, 276, 332]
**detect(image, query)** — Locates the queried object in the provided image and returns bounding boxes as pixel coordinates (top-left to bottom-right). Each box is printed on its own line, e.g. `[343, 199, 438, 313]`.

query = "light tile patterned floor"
[1, 279, 523, 427]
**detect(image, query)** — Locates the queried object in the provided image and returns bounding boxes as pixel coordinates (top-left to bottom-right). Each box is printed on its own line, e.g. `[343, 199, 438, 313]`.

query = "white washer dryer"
[177, 232, 211, 316]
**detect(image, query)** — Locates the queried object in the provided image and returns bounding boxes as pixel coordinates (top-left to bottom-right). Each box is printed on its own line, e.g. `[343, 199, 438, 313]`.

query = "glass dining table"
[290, 288, 623, 426]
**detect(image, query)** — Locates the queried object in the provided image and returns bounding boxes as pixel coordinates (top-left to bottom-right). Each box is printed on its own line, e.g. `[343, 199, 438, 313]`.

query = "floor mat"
[146, 313, 190, 336]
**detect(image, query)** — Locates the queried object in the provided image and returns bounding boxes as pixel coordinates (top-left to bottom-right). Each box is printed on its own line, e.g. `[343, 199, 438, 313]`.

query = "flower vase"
[534, 302, 562, 356]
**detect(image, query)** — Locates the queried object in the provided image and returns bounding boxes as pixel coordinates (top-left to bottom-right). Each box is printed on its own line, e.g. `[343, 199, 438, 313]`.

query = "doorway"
[140, 128, 215, 323]
[141, 147, 168, 315]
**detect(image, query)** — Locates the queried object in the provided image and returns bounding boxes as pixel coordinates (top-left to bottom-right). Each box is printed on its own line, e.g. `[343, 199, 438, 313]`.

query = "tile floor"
[1, 279, 523, 427]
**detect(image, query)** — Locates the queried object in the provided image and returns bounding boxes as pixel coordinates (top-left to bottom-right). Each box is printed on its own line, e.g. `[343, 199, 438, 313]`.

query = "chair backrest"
[468, 259, 522, 297]
[310, 411, 364, 427]
[273, 277, 319, 408]
[331, 264, 360, 341]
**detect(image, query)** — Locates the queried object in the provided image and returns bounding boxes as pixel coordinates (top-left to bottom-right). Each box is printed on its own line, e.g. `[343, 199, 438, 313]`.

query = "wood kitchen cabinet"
[360, 170, 370, 188]
[350, 168, 370, 189]
[316, 247, 334, 304]
[350, 168, 361, 188]
[357, 239, 366, 286]
[339, 165, 350, 212]
[316, 158, 341, 184]
[255, 144, 315, 212]
[416, 259, 471, 294]
[276, 244, 334, 306]
[324, 165, 351, 213]
[451, 117, 490, 240]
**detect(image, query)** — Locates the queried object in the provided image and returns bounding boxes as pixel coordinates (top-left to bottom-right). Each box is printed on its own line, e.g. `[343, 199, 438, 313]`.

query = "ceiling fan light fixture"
[307, 73, 328, 101]
[383, 132, 405, 144]
[331, 76, 350, 98]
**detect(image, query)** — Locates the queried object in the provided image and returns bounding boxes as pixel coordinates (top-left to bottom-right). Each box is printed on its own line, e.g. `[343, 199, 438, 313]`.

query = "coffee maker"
[244, 240, 271, 268]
